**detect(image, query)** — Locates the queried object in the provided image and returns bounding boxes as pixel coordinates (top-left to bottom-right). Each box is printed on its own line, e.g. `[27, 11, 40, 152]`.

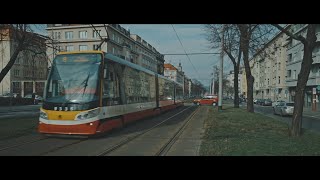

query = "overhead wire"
[171, 24, 200, 79]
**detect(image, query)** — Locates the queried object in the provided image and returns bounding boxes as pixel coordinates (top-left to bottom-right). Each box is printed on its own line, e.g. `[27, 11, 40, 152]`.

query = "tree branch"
[272, 24, 307, 44]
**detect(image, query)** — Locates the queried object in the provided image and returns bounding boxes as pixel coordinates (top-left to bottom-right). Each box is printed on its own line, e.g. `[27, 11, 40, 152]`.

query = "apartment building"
[241, 70, 247, 98]
[163, 63, 191, 97]
[286, 24, 320, 107]
[164, 63, 184, 84]
[0, 26, 48, 97]
[46, 24, 164, 75]
[226, 68, 244, 97]
[251, 25, 291, 102]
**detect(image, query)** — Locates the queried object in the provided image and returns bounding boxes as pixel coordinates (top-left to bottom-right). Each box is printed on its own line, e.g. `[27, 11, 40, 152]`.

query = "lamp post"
[218, 25, 226, 111]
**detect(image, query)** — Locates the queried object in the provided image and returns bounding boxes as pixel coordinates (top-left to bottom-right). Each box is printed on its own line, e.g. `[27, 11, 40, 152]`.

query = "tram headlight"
[40, 111, 48, 119]
[75, 108, 100, 120]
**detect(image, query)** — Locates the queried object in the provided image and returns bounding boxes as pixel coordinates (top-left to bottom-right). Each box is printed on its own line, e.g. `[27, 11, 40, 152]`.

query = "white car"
[272, 100, 285, 107]
[24, 94, 43, 102]
[273, 102, 294, 116]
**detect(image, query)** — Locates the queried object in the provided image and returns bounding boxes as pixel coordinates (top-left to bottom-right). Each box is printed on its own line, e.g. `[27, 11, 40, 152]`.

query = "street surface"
[0, 103, 205, 156]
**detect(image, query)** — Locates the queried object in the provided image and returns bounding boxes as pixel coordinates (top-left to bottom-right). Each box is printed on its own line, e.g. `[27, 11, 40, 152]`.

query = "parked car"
[24, 94, 43, 104]
[273, 102, 294, 116]
[256, 99, 265, 105]
[272, 100, 285, 108]
[262, 99, 272, 106]
[0, 93, 19, 98]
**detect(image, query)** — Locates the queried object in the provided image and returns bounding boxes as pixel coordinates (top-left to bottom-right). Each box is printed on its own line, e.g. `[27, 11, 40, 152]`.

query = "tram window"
[103, 63, 122, 106]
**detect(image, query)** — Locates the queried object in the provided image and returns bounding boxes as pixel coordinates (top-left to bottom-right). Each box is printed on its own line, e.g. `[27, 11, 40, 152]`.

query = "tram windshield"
[45, 53, 102, 104]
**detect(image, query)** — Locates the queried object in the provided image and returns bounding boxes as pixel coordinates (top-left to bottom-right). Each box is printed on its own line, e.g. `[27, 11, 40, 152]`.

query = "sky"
[33, 24, 234, 87]
[120, 24, 233, 86]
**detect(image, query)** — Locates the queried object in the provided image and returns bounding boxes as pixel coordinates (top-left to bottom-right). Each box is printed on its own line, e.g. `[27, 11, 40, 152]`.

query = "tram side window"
[175, 84, 183, 101]
[160, 79, 174, 101]
[124, 66, 154, 104]
[103, 62, 121, 106]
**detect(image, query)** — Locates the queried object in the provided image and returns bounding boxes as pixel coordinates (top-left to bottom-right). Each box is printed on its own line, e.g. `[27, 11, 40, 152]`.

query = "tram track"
[155, 106, 200, 156]
[96, 105, 198, 156]
[0, 136, 49, 152]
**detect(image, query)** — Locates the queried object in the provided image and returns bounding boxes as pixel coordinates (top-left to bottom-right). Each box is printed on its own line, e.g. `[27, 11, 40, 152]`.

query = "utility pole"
[218, 25, 225, 111]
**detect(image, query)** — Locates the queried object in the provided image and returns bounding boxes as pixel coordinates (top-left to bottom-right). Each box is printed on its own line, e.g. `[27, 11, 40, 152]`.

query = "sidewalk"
[303, 107, 320, 119]
[165, 105, 207, 156]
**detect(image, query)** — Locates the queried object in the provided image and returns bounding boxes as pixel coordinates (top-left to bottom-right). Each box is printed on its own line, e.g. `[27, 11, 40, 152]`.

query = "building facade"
[164, 63, 184, 84]
[226, 68, 244, 97]
[163, 63, 192, 97]
[46, 24, 164, 75]
[285, 24, 320, 107]
[0, 27, 48, 97]
[251, 26, 290, 102]
[241, 69, 247, 98]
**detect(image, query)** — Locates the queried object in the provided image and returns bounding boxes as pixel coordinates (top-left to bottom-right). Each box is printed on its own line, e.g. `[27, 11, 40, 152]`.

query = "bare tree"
[191, 79, 206, 97]
[205, 24, 242, 108]
[0, 24, 47, 84]
[237, 24, 276, 112]
[272, 24, 320, 136]
[211, 65, 229, 96]
[205, 24, 276, 111]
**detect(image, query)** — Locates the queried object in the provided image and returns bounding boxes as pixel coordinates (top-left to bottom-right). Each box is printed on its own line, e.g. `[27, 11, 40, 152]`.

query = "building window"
[278, 62, 281, 70]
[14, 69, 20, 77]
[65, 31, 73, 39]
[93, 44, 101, 50]
[278, 76, 280, 84]
[293, 70, 297, 79]
[15, 57, 20, 64]
[288, 38, 292, 48]
[112, 47, 115, 54]
[288, 54, 292, 63]
[112, 34, 115, 41]
[54, 32, 61, 39]
[66, 45, 74, 52]
[287, 70, 291, 79]
[79, 45, 88, 51]
[79, 31, 87, 39]
[93, 30, 101, 38]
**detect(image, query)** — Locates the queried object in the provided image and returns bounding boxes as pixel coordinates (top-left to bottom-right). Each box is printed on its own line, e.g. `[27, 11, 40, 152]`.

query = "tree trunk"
[291, 25, 317, 136]
[239, 25, 254, 113]
[0, 45, 23, 83]
[233, 64, 239, 108]
[246, 74, 254, 113]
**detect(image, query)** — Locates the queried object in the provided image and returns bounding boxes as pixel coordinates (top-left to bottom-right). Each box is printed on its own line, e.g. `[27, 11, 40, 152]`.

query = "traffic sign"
[313, 88, 317, 95]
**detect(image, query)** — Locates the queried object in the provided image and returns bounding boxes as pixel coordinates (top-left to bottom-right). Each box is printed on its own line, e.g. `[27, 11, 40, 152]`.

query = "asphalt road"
[242, 104, 320, 133]
[0, 104, 202, 156]
[0, 104, 41, 119]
